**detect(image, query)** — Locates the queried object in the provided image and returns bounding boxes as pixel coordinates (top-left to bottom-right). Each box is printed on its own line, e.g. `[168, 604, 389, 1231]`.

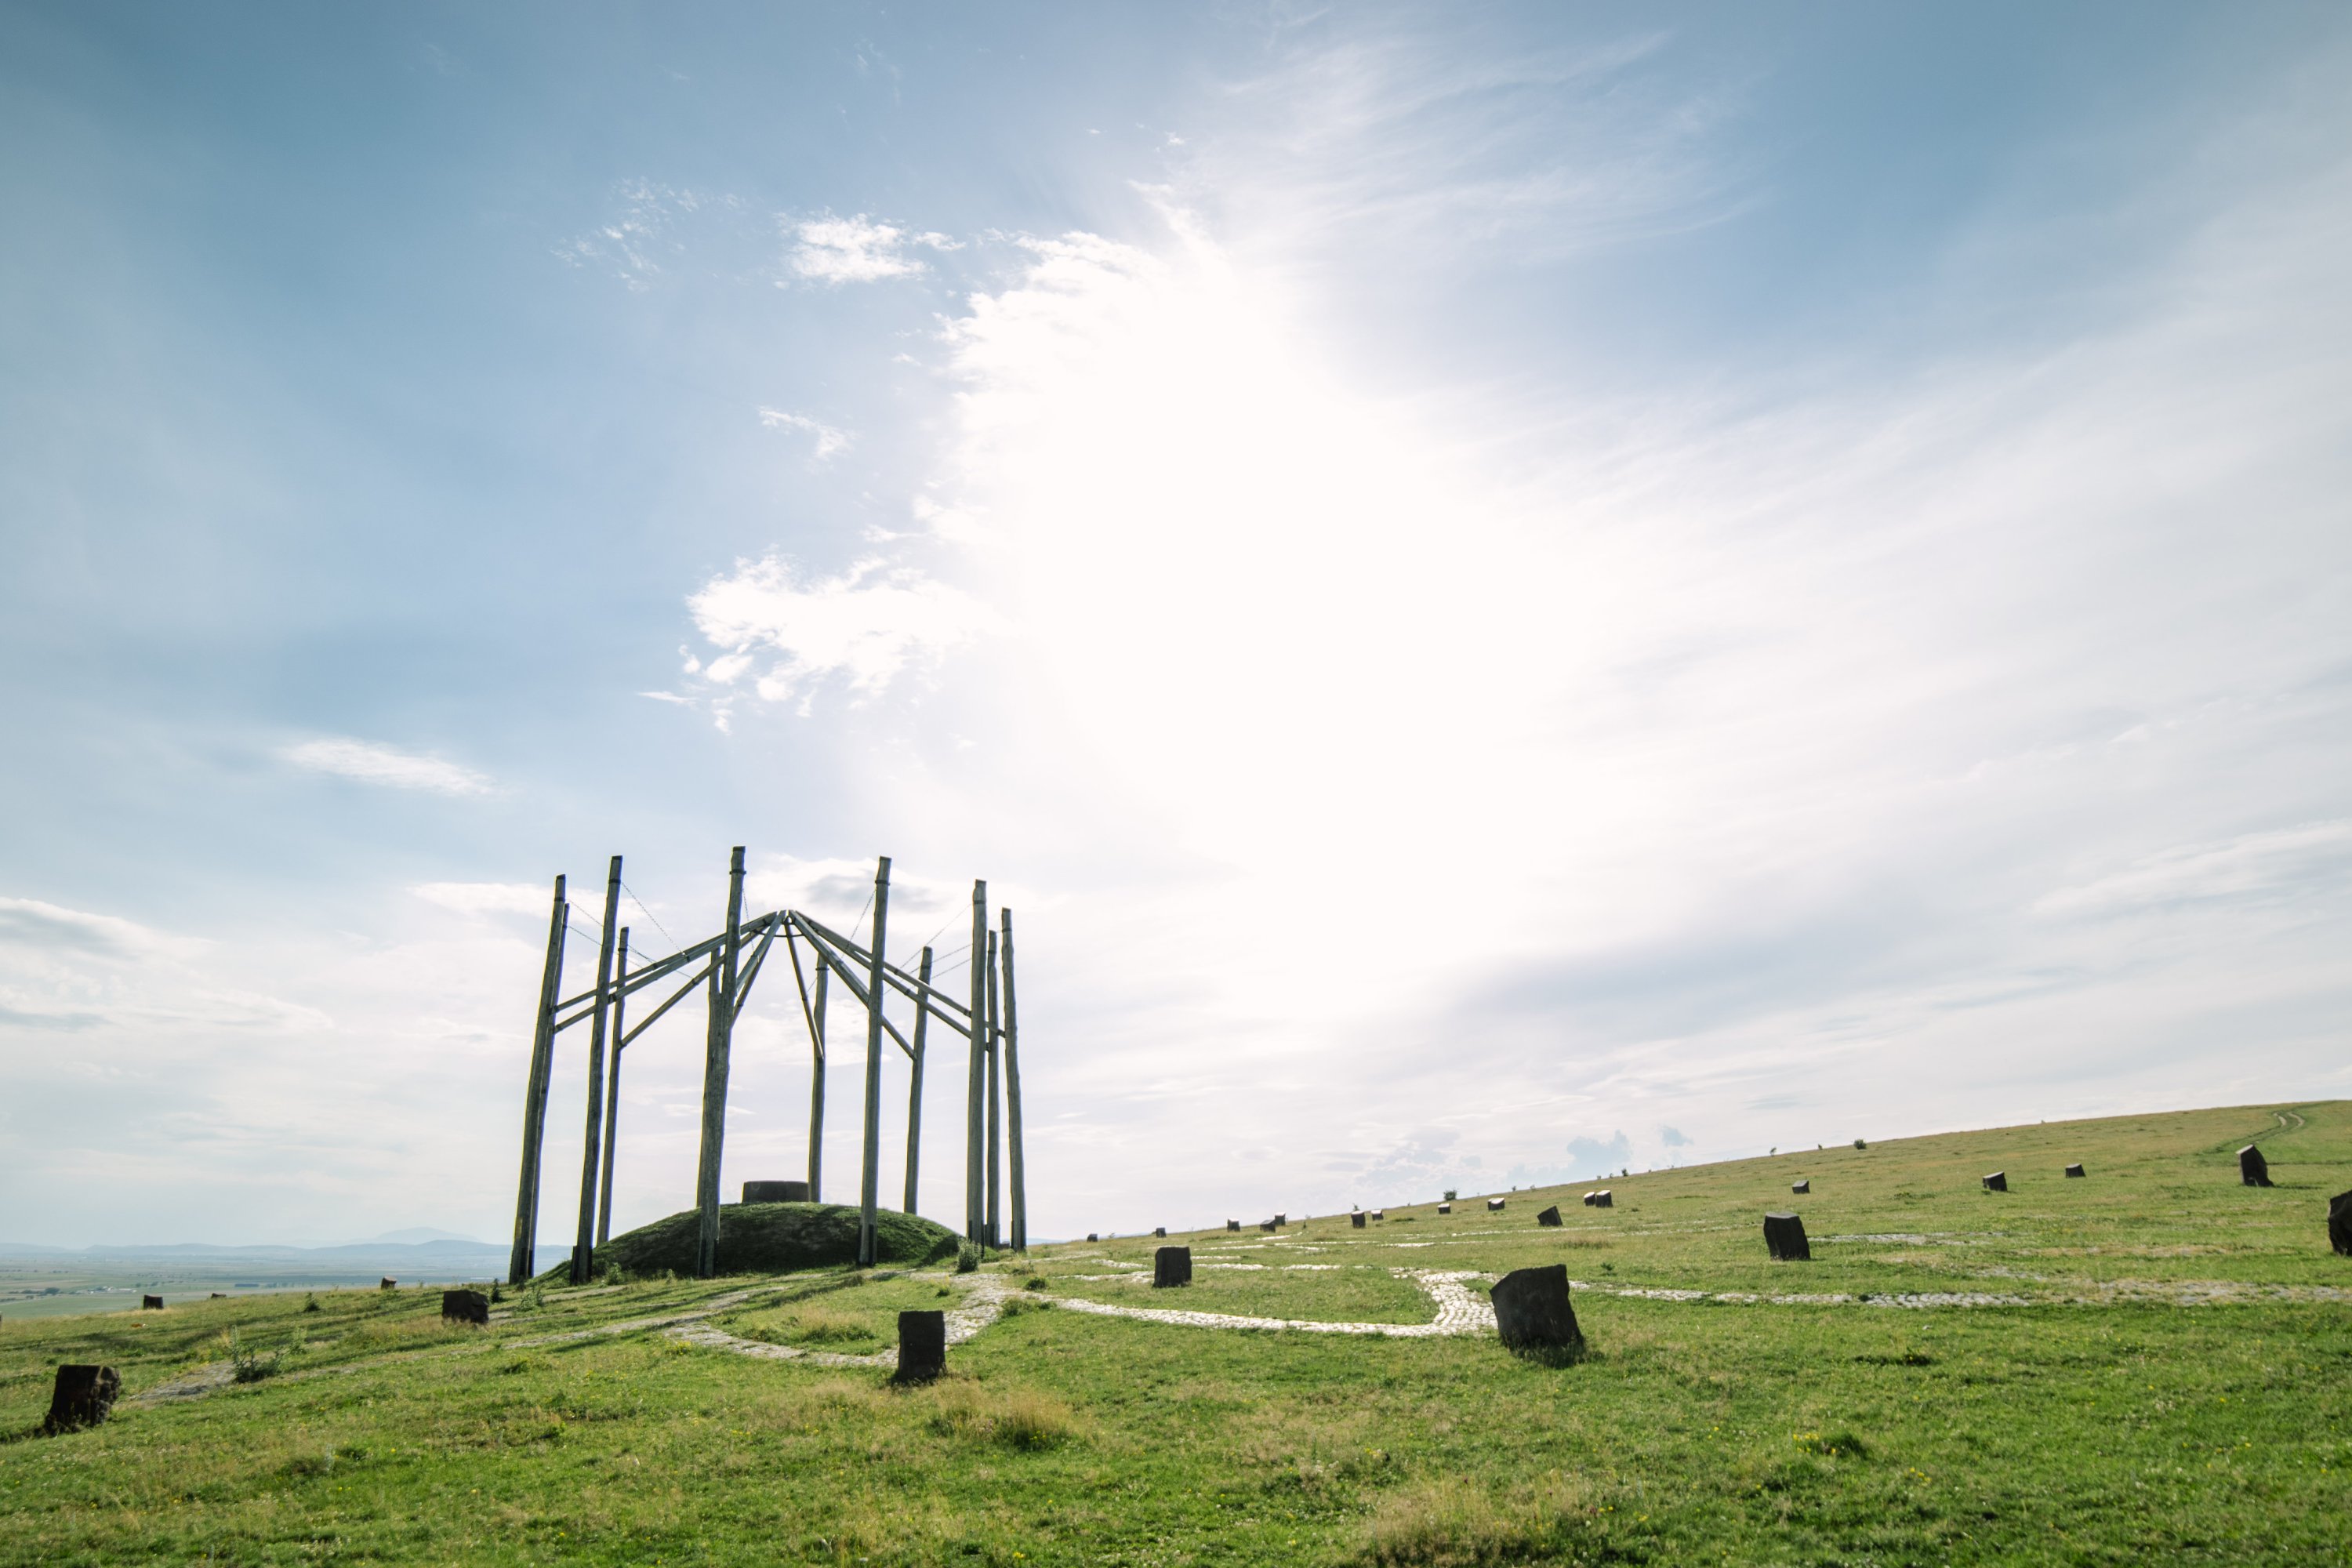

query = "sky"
[2, 1, 2347, 1248]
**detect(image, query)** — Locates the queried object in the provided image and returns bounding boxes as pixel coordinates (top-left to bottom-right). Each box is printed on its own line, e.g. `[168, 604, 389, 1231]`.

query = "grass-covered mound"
[563, 1202, 959, 1281]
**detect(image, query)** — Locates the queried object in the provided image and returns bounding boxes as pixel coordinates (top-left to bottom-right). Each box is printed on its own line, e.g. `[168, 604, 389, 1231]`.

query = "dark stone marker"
[1153, 1246, 1192, 1287]
[2065, 1163, 2086, 1178]
[1086, 1232, 1099, 1243]
[1153, 1227, 1167, 1238]
[379, 1276, 397, 1290]
[140, 1295, 164, 1311]
[1259, 1220, 1277, 1232]
[2328, 1189, 2352, 1258]
[1592, 1191, 1613, 1209]
[1436, 1203, 1451, 1214]
[44, 1365, 120, 1433]
[1273, 1214, 1287, 1227]
[1370, 1210, 1385, 1221]
[1487, 1198, 1506, 1212]
[1537, 1205, 1563, 1227]
[1763, 1211, 1810, 1261]
[441, 1289, 491, 1326]
[1227, 1219, 1240, 1232]
[894, 1310, 946, 1383]
[742, 1179, 811, 1203]
[1982, 1172, 2007, 1192]
[1490, 1264, 1583, 1354]
[1791, 1180, 1809, 1195]
[1581, 1192, 1595, 1207]
[1352, 1210, 1367, 1228]
[209, 1292, 226, 1299]
[2239, 1145, 2273, 1188]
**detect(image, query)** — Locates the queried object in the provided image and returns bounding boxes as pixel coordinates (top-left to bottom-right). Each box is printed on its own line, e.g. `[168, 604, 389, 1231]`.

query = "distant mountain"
[0, 1238, 510, 1268]
[362, 1228, 487, 1245]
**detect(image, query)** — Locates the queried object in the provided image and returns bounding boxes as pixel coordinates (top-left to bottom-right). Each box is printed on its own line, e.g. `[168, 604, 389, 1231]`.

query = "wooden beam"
[1001, 909, 1026, 1251]
[985, 927, 1002, 1249]
[786, 916, 916, 1057]
[857, 856, 892, 1267]
[904, 946, 931, 1217]
[571, 856, 623, 1283]
[792, 912, 975, 1025]
[966, 880, 987, 1243]
[808, 955, 828, 1203]
[694, 847, 746, 1279]
[618, 957, 713, 1049]
[594, 927, 628, 1247]
[508, 875, 567, 1286]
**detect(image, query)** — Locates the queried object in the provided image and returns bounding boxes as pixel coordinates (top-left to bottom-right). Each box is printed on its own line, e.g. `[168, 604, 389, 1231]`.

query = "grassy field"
[2, 1101, 2347, 1565]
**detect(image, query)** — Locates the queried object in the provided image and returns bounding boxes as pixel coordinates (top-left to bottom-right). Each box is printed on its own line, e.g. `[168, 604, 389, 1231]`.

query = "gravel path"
[1052, 1269, 1494, 1338]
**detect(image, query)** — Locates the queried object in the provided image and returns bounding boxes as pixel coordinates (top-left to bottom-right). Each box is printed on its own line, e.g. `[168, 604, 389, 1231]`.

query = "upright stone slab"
[140, 1294, 163, 1311]
[1791, 1180, 1809, 1195]
[1272, 1214, 1287, 1228]
[441, 1289, 490, 1326]
[1490, 1264, 1583, 1354]
[1153, 1246, 1192, 1287]
[1537, 1204, 1563, 1227]
[1153, 1227, 1167, 1238]
[742, 1179, 810, 1203]
[1487, 1198, 1506, 1212]
[1982, 1172, 2007, 1193]
[894, 1309, 946, 1383]
[1227, 1219, 1240, 1232]
[2065, 1163, 2086, 1178]
[1259, 1220, 1277, 1232]
[1351, 1210, 1367, 1228]
[1436, 1203, 1451, 1214]
[2328, 1189, 2352, 1258]
[2239, 1145, 2273, 1188]
[1370, 1210, 1385, 1221]
[379, 1276, 397, 1290]
[1592, 1191, 1613, 1209]
[1086, 1232, 1099, 1243]
[1763, 1211, 1810, 1261]
[44, 1365, 120, 1432]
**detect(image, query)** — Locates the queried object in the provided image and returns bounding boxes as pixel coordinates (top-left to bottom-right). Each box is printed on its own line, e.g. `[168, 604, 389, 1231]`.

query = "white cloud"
[411, 882, 553, 920]
[280, 738, 495, 797]
[785, 213, 945, 284]
[684, 554, 999, 711]
[757, 406, 851, 462]
[2036, 822, 2352, 916]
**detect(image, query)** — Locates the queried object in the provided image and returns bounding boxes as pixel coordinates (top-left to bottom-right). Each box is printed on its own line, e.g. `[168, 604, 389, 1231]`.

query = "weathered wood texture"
[508, 875, 567, 1285]
[595, 927, 630, 1246]
[1000, 909, 1027, 1250]
[857, 857, 892, 1268]
[2065, 1163, 2086, 1178]
[905, 946, 931, 1216]
[572, 855, 624, 1284]
[1982, 1171, 2009, 1192]
[966, 880, 987, 1243]
[694, 847, 746, 1278]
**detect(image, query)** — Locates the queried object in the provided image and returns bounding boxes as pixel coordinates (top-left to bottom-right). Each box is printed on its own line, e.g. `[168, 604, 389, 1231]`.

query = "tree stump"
[894, 1310, 946, 1383]
[2065, 1163, 2086, 1178]
[1490, 1265, 1583, 1355]
[742, 1180, 810, 1203]
[2328, 1189, 2352, 1258]
[1487, 1198, 1506, 1212]
[1592, 1191, 1613, 1208]
[1537, 1205, 1563, 1227]
[140, 1295, 164, 1311]
[1791, 1180, 1809, 1195]
[2239, 1145, 2273, 1188]
[1351, 1211, 1367, 1228]
[43, 1365, 120, 1433]
[1763, 1212, 1810, 1261]
[1153, 1246, 1192, 1288]
[1982, 1172, 2007, 1192]
[441, 1289, 490, 1326]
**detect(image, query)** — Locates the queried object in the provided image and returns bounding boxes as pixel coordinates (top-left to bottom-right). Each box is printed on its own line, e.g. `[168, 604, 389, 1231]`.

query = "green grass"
[2, 1101, 2348, 1565]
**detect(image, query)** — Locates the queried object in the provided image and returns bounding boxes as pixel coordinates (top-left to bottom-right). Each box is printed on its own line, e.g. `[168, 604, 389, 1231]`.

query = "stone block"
[1487, 1198, 1506, 1212]
[1370, 1209, 1385, 1221]
[1436, 1203, 1451, 1214]
[742, 1180, 811, 1203]
[1153, 1227, 1167, 1238]
[1763, 1211, 1810, 1261]
[2239, 1145, 2273, 1187]
[1791, 1180, 1809, 1195]
[2065, 1163, 2086, 1178]
[44, 1365, 120, 1433]
[894, 1310, 946, 1383]
[1227, 1219, 1240, 1232]
[1352, 1210, 1367, 1228]
[1592, 1190, 1613, 1208]
[379, 1277, 397, 1290]
[1273, 1214, 1287, 1227]
[441, 1289, 490, 1326]
[1490, 1264, 1583, 1354]
[2329, 1190, 2352, 1258]
[1982, 1172, 2007, 1192]
[140, 1295, 164, 1311]
[1086, 1232, 1098, 1243]
[1259, 1220, 1277, 1232]
[1537, 1205, 1563, 1227]
[1153, 1246, 1192, 1288]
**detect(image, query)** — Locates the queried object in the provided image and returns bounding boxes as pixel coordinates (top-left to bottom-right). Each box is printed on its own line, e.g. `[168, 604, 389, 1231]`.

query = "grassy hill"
[2, 1101, 2347, 1565]
[533, 1201, 961, 1283]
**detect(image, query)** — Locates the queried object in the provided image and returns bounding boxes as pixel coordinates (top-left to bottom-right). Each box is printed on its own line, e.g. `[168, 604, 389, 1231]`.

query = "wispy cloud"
[684, 555, 998, 716]
[757, 406, 851, 462]
[410, 882, 551, 919]
[280, 739, 495, 797]
[784, 212, 955, 284]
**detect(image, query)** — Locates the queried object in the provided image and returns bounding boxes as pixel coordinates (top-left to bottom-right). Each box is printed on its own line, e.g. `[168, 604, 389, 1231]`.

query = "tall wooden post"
[985, 928, 1002, 1248]
[693, 846, 746, 1279]
[903, 946, 932, 1216]
[856, 857, 892, 1266]
[572, 855, 623, 1283]
[965, 880, 987, 1243]
[808, 956, 829, 1202]
[594, 927, 628, 1247]
[509, 876, 567, 1286]
[1000, 909, 1026, 1251]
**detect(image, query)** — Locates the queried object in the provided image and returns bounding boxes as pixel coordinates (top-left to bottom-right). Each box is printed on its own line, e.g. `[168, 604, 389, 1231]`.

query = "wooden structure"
[506, 849, 1029, 1285]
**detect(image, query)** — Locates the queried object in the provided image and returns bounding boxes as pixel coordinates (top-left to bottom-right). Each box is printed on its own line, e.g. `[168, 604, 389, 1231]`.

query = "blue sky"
[3, 2, 2347, 1247]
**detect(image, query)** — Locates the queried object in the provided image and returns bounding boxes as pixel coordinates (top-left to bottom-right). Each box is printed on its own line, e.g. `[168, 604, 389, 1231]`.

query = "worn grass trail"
[2, 1100, 2347, 1565]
